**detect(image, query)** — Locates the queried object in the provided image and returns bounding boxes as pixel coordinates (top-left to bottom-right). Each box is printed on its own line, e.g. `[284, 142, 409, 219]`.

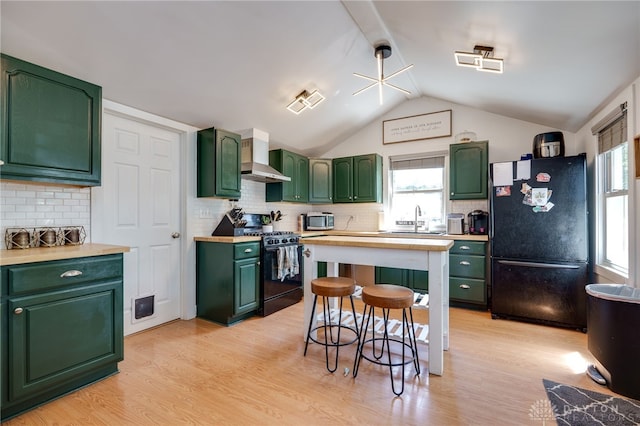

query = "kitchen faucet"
[414, 205, 422, 233]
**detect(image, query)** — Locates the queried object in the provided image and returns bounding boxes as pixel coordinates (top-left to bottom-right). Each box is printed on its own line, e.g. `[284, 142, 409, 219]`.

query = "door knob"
[14, 307, 24, 315]
[171, 232, 180, 239]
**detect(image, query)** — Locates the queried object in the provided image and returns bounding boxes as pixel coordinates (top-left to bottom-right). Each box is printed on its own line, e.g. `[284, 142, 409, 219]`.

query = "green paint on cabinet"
[197, 127, 241, 199]
[333, 154, 382, 203]
[0, 54, 102, 186]
[449, 140, 488, 200]
[1, 254, 124, 420]
[266, 149, 309, 203]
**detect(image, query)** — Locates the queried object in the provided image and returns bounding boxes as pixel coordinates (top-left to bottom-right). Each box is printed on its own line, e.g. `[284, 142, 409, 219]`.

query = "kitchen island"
[301, 235, 453, 376]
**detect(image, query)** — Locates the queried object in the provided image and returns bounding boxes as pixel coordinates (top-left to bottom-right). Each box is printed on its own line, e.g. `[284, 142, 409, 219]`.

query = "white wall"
[575, 77, 639, 287]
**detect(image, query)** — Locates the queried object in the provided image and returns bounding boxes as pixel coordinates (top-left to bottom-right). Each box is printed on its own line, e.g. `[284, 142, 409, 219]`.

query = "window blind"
[390, 155, 444, 170]
[597, 112, 627, 154]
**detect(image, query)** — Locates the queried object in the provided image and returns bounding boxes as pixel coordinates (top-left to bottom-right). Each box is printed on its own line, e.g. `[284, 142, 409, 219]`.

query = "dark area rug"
[542, 379, 640, 425]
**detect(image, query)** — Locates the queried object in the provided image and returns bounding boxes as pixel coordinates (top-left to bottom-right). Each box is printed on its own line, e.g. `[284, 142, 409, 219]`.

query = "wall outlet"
[199, 208, 213, 219]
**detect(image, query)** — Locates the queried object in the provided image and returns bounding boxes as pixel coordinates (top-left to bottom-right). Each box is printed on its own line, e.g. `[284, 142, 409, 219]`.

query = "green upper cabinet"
[266, 149, 309, 203]
[308, 158, 333, 204]
[449, 140, 488, 200]
[0, 54, 102, 186]
[333, 153, 382, 203]
[197, 127, 241, 199]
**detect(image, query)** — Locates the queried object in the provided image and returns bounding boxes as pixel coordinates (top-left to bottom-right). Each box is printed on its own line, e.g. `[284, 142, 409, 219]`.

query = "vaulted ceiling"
[2, 1, 639, 156]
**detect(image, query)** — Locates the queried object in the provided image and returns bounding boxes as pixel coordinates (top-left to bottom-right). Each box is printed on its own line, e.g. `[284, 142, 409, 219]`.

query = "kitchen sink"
[383, 231, 445, 236]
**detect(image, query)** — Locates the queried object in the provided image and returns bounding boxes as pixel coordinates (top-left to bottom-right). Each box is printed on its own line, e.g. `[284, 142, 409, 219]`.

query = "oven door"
[259, 244, 303, 316]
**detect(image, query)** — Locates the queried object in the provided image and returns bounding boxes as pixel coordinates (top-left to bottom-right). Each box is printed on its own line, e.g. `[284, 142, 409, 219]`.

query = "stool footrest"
[353, 285, 429, 310]
[317, 309, 429, 344]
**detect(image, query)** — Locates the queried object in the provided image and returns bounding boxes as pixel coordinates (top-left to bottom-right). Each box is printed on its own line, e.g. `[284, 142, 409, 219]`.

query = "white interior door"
[94, 111, 182, 335]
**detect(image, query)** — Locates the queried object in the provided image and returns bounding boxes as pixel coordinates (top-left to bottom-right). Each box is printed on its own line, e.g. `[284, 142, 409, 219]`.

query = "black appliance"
[532, 131, 565, 158]
[490, 154, 588, 330]
[242, 214, 303, 316]
[468, 210, 489, 235]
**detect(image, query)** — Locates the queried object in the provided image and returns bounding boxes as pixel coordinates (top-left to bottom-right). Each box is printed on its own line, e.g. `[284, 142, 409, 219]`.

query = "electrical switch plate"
[199, 208, 213, 218]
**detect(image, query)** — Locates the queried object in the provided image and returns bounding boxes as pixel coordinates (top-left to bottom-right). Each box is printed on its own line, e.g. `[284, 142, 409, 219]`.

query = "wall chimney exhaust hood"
[239, 129, 291, 183]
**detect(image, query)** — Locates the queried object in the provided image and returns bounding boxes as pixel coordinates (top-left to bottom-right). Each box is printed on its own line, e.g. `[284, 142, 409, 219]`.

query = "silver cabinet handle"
[14, 307, 24, 315]
[172, 232, 180, 239]
[244, 248, 253, 253]
[459, 261, 471, 266]
[60, 270, 82, 278]
[303, 248, 311, 258]
[459, 284, 471, 290]
[460, 245, 471, 250]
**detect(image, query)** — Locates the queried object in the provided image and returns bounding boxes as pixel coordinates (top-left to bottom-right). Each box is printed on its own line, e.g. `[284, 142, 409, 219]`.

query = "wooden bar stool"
[352, 284, 420, 395]
[304, 277, 359, 373]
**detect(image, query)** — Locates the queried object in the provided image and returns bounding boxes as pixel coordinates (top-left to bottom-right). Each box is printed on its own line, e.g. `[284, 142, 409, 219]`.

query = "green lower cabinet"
[196, 241, 260, 325]
[449, 240, 487, 309]
[374, 267, 428, 293]
[1, 254, 124, 421]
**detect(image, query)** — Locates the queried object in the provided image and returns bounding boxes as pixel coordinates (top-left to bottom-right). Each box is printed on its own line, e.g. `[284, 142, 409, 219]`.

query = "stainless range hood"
[239, 129, 291, 183]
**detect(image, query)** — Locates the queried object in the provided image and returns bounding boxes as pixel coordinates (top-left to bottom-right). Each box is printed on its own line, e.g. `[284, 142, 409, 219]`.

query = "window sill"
[594, 264, 628, 284]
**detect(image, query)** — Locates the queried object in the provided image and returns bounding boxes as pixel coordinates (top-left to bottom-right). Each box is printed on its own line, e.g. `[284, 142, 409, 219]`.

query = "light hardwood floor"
[5, 301, 612, 425]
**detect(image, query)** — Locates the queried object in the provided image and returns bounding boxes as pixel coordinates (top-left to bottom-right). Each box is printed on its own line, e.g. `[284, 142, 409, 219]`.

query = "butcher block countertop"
[301, 230, 488, 241]
[0, 243, 130, 266]
[194, 235, 262, 243]
[301, 235, 454, 251]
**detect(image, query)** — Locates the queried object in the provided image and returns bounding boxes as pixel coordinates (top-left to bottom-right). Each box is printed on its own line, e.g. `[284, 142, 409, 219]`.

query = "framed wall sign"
[382, 110, 452, 144]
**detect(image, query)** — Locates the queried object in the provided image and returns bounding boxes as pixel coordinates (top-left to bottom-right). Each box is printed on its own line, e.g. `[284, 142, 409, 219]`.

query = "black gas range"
[241, 215, 303, 316]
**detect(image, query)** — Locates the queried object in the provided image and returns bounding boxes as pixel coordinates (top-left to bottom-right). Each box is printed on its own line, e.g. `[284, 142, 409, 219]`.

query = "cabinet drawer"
[449, 277, 485, 303]
[450, 240, 486, 255]
[450, 254, 485, 279]
[6, 255, 123, 295]
[234, 242, 260, 260]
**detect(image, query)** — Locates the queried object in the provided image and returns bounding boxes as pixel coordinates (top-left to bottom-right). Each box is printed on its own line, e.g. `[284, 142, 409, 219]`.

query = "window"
[389, 154, 446, 231]
[595, 106, 628, 276]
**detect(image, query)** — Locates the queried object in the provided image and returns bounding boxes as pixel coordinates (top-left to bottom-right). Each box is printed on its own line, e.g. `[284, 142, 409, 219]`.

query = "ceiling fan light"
[353, 44, 413, 105]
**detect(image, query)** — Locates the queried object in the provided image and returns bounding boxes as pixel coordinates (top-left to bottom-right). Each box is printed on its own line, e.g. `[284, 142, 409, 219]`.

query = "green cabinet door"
[333, 154, 382, 203]
[309, 159, 333, 203]
[332, 157, 353, 202]
[353, 154, 382, 202]
[0, 54, 102, 186]
[234, 258, 260, 315]
[197, 127, 241, 199]
[375, 267, 428, 293]
[196, 241, 260, 325]
[7, 281, 123, 401]
[1, 254, 124, 420]
[266, 149, 309, 203]
[449, 140, 488, 200]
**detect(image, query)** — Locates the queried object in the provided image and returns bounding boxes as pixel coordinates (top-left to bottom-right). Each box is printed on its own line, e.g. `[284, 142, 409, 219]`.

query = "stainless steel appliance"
[305, 212, 334, 230]
[447, 213, 464, 235]
[242, 214, 303, 316]
[490, 154, 588, 329]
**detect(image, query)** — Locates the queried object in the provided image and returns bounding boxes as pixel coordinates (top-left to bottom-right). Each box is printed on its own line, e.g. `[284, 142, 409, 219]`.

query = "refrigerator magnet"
[532, 188, 549, 206]
[536, 172, 551, 182]
[495, 186, 511, 197]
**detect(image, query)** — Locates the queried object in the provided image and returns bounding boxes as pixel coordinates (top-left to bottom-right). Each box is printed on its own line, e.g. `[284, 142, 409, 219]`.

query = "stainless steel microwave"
[305, 212, 334, 230]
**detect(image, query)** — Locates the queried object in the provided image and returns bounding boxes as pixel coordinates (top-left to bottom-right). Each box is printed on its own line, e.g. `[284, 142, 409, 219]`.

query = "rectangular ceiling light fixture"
[286, 89, 325, 114]
[454, 45, 503, 74]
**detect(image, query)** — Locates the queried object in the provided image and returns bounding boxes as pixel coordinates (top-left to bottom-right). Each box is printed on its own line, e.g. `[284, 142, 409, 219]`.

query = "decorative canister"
[38, 228, 58, 247]
[64, 228, 81, 245]
[5, 229, 32, 249]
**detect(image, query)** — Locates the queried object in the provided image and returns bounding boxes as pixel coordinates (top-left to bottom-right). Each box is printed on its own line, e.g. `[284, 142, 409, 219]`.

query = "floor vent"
[134, 295, 155, 320]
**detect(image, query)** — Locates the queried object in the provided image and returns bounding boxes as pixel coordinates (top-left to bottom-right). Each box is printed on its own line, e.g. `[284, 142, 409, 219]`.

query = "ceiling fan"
[353, 44, 414, 105]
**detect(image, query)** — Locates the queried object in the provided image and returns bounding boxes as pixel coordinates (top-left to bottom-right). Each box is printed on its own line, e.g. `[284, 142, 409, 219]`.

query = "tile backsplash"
[0, 181, 91, 249]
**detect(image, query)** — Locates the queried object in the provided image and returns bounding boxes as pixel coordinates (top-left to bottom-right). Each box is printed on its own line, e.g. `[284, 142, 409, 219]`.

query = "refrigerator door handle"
[497, 260, 580, 269]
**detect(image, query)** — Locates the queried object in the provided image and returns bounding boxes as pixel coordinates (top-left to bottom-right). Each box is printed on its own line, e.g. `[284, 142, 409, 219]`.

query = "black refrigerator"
[490, 153, 589, 330]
